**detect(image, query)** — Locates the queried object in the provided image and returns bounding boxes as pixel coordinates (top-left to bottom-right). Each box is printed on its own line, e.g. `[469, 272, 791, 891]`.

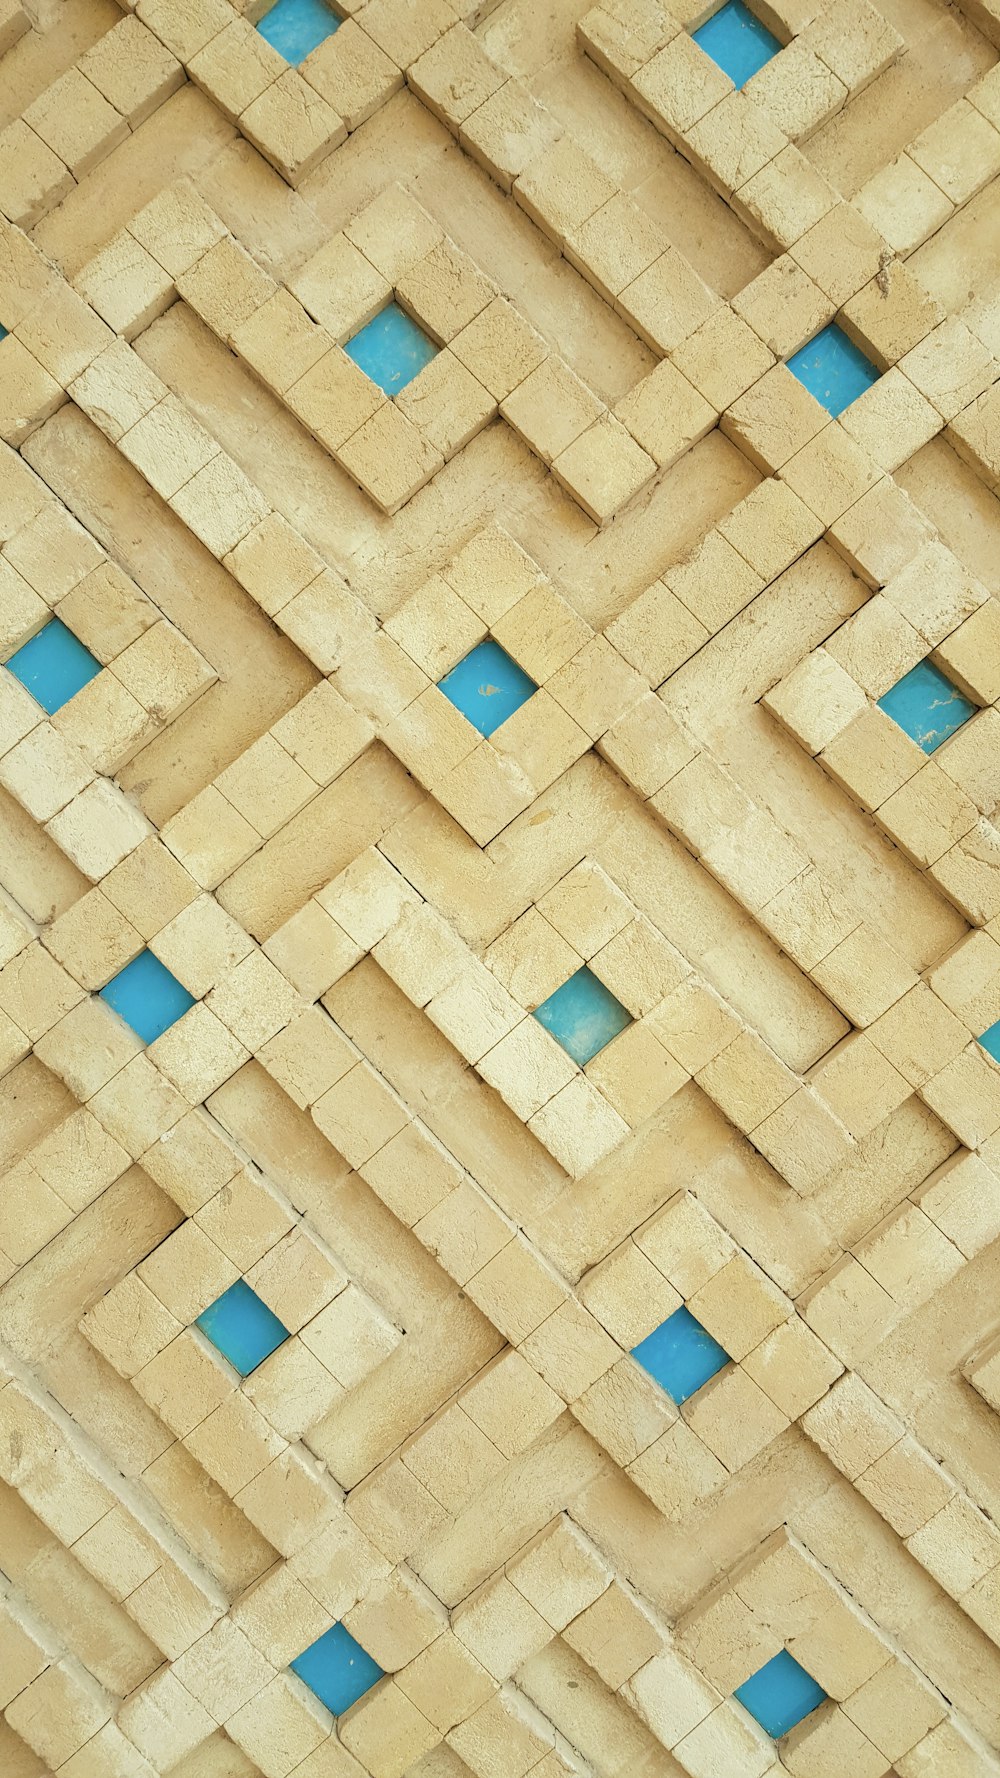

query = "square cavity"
[99, 950, 195, 1045]
[734, 1650, 827, 1740]
[5, 617, 101, 715]
[196, 1279, 290, 1375]
[438, 638, 537, 738]
[343, 301, 439, 396]
[532, 965, 633, 1067]
[979, 1020, 1000, 1064]
[290, 1622, 384, 1715]
[877, 659, 976, 754]
[631, 1304, 730, 1405]
[692, 1, 781, 87]
[786, 323, 880, 418]
[256, 0, 339, 63]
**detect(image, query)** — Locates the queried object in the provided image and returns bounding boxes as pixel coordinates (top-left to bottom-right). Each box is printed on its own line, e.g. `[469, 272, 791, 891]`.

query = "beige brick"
[69, 339, 166, 442]
[461, 78, 562, 192]
[578, 0, 678, 82]
[79, 16, 183, 124]
[810, 1031, 911, 1138]
[552, 414, 656, 523]
[821, 708, 924, 812]
[618, 244, 717, 352]
[515, 134, 616, 239]
[633, 33, 732, 136]
[617, 357, 715, 469]
[687, 90, 788, 197]
[825, 598, 925, 701]
[855, 153, 952, 255]
[24, 69, 127, 179]
[745, 37, 846, 140]
[223, 512, 324, 615]
[395, 347, 495, 457]
[501, 356, 604, 463]
[0, 120, 73, 231]
[722, 363, 827, 472]
[241, 69, 346, 185]
[450, 295, 546, 401]
[842, 261, 942, 365]
[187, 17, 284, 120]
[737, 141, 838, 251]
[804, 0, 901, 90]
[408, 24, 505, 126]
[127, 181, 227, 279]
[231, 290, 331, 394]
[336, 400, 444, 513]
[0, 336, 64, 445]
[176, 236, 277, 339]
[303, 18, 401, 128]
[910, 99, 1000, 206]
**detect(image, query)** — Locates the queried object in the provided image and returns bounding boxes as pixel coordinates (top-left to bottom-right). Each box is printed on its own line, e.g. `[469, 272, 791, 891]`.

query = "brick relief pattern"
[3, 1, 1000, 1775]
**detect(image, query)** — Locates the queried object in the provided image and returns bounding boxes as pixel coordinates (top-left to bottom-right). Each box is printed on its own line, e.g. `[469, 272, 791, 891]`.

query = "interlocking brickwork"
[3, 0, 1000, 1774]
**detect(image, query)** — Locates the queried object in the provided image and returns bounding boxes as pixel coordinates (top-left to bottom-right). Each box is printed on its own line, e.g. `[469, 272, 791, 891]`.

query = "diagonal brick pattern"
[3, 1, 1000, 1774]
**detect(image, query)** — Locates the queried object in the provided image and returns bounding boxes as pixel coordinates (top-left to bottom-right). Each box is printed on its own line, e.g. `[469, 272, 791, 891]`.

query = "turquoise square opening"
[256, 0, 339, 63]
[877, 659, 976, 754]
[979, 1020, 1000, 1064]
[786, 323, 880, 418]
[734, 1650, 827, 1740]
[343, 301, 439, 397]
[99, 950, 195, 1045]
[5, 617, 101, 715]
[692, 1, 781, 87]
[290, 1622, 384, 1716]
[532, 965, 633, 1067]
[631, 1304, 730, 1404]
[438, 638, 537, 738]
[196, 1279, 290, 1374]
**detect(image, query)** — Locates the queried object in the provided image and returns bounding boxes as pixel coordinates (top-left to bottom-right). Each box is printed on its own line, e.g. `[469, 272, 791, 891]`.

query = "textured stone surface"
[2, 0, 1000, 1773]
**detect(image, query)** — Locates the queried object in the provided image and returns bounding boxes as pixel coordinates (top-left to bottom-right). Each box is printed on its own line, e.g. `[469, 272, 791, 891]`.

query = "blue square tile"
[291, 1622, 383, 1716]
[877, 659, 977, 754]
[631, 1304, 730, 1404]
[344, 301, 439, 396]
[256, 0, 339, 64]
[438, 638, 536, 738]
[786, 323, 881, 418]
[99, 950, 195, 1045]
[692, 0, 781, 87]
[734, 1650, 827, 1740]
[532, 966, 633, 1068]
[196, 1280, 290, 1375]
[5, 617, 101, 715]
[979, 1019, 1000, 1064]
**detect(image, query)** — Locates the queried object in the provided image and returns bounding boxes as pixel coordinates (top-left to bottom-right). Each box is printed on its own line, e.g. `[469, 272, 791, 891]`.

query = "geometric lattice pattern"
[3, 0, 1000, 1775]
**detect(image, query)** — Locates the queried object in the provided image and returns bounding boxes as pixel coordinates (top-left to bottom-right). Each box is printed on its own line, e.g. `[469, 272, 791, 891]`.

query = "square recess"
[877, 659, 977, 753]
[196, 1279, 290, 1375]
[692, 1, 781, 87]
[5, 617, 101, 715]
[533, 965, 633, 1067]
[734, 1650, 827, 1739]
[256, 0, 339, 63]
[979, 1021, 1000, 1064]
[344, 301, 439, 397]
[438, 638, 537, 738]
[786, 323, 880, 418]
[290, 1622, 384, 1715]
[99, 950, 195, 1044]
[631, 1304, 730, 1404]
